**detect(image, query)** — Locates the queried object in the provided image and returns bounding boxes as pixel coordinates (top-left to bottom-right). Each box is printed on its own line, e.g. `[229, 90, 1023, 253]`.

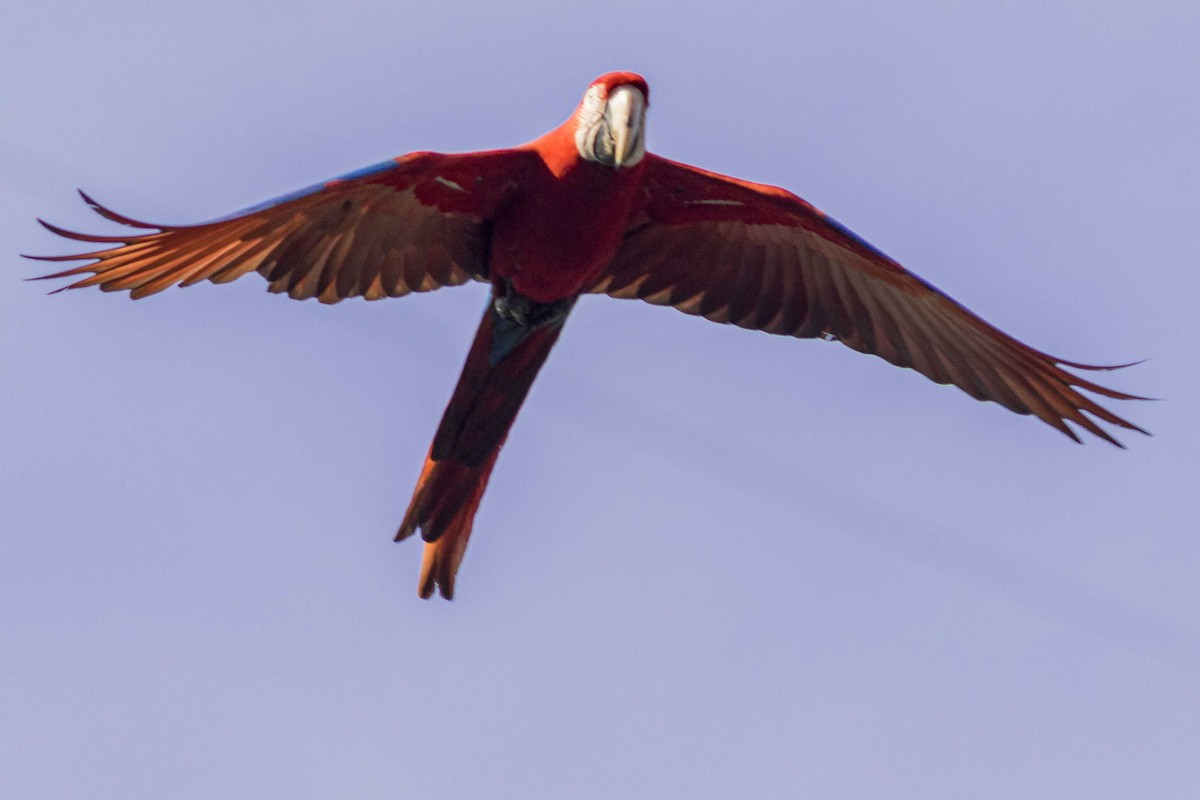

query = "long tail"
[396, 296, 569, 599]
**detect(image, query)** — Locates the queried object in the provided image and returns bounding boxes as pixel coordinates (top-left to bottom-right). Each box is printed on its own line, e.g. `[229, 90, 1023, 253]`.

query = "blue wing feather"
[210, 159, 400, 222]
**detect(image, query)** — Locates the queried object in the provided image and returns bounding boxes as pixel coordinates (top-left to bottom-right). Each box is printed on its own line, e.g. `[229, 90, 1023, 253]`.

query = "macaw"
[28, 71, 1144, 599]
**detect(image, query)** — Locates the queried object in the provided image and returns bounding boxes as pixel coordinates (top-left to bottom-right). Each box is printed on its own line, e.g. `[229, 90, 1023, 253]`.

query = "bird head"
[573, 72, 649, 169]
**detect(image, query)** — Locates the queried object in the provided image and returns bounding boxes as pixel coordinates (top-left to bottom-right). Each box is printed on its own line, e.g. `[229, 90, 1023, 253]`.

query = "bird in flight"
[29, 71, 1145, 599]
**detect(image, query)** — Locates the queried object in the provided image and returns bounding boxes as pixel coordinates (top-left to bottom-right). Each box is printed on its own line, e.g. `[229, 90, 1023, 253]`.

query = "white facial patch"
[574, 85, 607, 159]
[574, 84, 646, 168]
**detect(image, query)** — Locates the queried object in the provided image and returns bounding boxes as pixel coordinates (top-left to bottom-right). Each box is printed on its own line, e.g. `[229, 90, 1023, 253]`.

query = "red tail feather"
[395, 302, 567, 598]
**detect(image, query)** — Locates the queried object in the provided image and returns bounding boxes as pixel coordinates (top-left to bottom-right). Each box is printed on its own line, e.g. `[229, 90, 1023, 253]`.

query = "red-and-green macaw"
[29, 71, 1144, 599]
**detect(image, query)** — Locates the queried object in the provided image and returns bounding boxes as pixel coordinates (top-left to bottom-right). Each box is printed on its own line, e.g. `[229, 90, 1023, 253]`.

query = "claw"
[488, 282, 576, 365]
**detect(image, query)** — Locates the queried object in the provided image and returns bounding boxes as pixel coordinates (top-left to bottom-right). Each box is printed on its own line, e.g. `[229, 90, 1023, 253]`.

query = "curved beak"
[605, 85, 646, 168]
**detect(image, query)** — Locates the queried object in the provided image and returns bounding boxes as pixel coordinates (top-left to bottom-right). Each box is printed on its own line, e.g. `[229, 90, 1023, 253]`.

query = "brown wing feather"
[592, 155, 1146, 445]
[28, 150, 534, 304]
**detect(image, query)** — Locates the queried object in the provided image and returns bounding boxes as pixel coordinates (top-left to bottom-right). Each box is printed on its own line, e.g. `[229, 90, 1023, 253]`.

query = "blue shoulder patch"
[330, 159, 401, 182]
[211, 159, 399, 222]
[821, 212, 895, 264]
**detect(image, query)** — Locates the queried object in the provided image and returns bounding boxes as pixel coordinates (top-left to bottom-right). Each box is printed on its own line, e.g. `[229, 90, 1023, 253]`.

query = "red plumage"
[27, 72, 1145, 598]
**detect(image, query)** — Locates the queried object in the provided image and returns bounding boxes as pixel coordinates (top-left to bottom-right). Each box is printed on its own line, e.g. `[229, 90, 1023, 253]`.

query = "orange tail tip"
[397, 451, 499, 599]
[417, 515, 473, 600]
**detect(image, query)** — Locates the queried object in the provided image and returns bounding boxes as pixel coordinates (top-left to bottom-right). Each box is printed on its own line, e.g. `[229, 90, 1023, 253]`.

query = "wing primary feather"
[924, 301, 1136, 442]
[26, 240, 163, 278]
[35, 218, 151, 244]
[126, 241, 248, 299]
[78, 190, 163, 229]
[47, 245, 176, 291]
[97, 217, 261, 295]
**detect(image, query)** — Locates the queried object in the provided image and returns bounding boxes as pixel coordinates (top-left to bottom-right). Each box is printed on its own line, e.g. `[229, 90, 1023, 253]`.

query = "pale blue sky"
[2, 2, 1198, 798]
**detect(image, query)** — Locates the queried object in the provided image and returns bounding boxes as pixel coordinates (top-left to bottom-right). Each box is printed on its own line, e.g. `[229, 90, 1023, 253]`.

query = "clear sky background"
[2, 2, 1197, 797]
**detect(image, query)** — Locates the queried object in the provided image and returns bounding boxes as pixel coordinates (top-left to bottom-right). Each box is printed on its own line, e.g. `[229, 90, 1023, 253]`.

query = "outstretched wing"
[591, 154, 1146, 445]
[28, 149, 537, 303]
